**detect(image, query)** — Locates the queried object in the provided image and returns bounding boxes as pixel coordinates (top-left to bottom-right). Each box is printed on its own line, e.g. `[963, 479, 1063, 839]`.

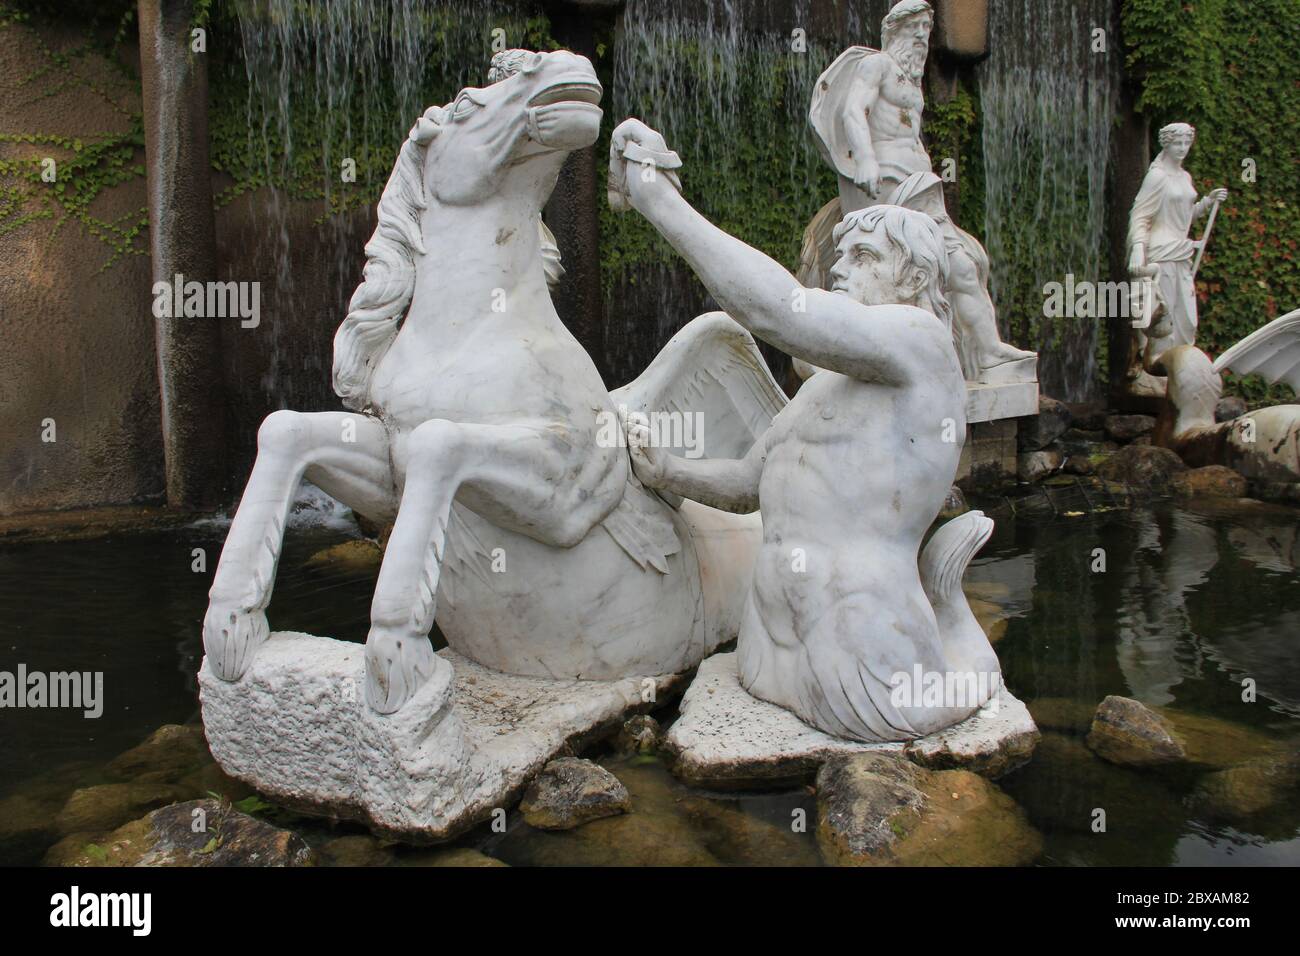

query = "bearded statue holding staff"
[1126, 122, 1228, 395]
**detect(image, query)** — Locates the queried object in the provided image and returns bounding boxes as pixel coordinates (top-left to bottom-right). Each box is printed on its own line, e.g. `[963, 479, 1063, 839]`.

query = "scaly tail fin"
[920, 511, 1001, 691]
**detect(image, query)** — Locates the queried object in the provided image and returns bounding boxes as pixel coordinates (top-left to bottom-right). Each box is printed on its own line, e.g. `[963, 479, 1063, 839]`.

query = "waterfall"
[604, 0, 893, 385]
[217, 0, 534, 412]
[978, 0, 1120, 401]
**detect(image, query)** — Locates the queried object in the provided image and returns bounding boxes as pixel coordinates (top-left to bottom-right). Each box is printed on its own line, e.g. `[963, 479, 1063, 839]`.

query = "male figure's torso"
[745, 364, 963, 654]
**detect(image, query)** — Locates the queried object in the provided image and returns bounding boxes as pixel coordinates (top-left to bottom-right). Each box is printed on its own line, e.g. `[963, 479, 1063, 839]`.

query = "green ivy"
[0, 1, 147, 270]
[1122, 0, 1300, 406]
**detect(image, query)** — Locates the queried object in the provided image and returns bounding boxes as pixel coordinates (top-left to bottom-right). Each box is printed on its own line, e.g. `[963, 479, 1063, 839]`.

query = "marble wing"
[808, 45, 879, 180]
[1212, 308, 1300, 391]
[611, 310, 788, 471]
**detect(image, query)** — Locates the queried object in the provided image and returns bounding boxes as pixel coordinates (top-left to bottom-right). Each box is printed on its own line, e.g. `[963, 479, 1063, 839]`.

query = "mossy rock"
[815, 753, 1041, 867]
[319, 834, 395, 867]
[105, 724, 211, 782]
[303, 539, 383, 576]
[396, 847, 508, 867]
[1189, 751, 1300, 823]
[55, 782, 193, 836]
[1028, 696, 1098, 735]
[46, 800, 313, 867]
[1086, 696, 1280, 770]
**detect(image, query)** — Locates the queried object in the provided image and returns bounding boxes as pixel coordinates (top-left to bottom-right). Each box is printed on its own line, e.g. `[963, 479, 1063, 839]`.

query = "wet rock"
[45, 800, 313, 867]
[1215, 396, 1248, 423]
[1028, 697, 1097, 735]
[303, 538, 383, 576]
[1170, 465, 1247, 499]
[1085, 696, 1185, 767]
[397, 847, 508, 867]
[1018, 447, 1064, 482]
[1189, 751, 1300, 821]
[519, 757, 631, 830]
[1104, 414, 1157, 443]
[677, 794, 822, 866]
[815, 753, 1041, 866]
[1067, 402, 1107, 432]
[106, 724, 210, 782]
[177, 762, 257, 802]
[1018, 397, 1072, 451]
[0, 794, 58, 864]
[1157, 709, 1280, 770]
[614, 714, 662, 756]
[55, 782, 192, 836]
[319, 834, 395, 866]
[512, 763, 720, 865]
[1096, 444, 1187, 492]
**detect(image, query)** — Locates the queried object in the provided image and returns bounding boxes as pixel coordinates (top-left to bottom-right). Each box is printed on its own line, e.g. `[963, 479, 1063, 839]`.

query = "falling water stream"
[979, 0, 1120, 401]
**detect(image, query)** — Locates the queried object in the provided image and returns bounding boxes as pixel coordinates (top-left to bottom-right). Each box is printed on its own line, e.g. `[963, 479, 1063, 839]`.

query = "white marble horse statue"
[202, 49, 786, 714]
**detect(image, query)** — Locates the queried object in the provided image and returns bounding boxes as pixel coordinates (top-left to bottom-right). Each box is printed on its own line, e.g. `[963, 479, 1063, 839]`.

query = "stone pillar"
[542, 1, 622, 382]
[138, 0, 225, 508]
[1105, 0, 1151, 410]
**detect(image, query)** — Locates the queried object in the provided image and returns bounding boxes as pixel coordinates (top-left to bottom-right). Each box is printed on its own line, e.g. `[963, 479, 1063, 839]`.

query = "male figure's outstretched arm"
[611, 119, 946, 388]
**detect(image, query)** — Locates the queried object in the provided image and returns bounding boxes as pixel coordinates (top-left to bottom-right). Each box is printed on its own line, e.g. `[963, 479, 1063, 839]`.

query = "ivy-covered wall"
[1122, 0, 1300, 405]
[0, 1, 161, 514]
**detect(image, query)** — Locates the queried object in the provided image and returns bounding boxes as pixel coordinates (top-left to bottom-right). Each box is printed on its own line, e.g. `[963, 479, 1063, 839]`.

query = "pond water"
[1, 498, 1297, 866]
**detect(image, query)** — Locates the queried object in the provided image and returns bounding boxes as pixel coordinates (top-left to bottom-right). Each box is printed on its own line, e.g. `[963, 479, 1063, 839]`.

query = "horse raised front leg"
[204, 409, 394, 681]
[366, 418, 624, 713]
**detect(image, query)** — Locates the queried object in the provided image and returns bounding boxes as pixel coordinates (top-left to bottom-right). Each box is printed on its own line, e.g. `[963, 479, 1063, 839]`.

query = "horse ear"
[409, 106, 446, 145]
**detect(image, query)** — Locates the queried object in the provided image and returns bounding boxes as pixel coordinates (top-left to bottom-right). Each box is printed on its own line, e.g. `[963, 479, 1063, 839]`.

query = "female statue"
[1127, 122, 1228, 373]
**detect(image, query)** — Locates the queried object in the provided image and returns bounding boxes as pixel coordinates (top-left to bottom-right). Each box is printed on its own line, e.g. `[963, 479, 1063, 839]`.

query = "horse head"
[415, 49, 602, 209]
[333, 49, 601, 410]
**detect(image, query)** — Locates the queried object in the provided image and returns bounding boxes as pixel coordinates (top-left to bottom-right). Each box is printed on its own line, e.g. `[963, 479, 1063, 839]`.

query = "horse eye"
[452, 94, 478, 119]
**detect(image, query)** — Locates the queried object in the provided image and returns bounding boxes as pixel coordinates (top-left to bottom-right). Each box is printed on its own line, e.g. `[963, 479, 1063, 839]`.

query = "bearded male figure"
[810, 0, 935, 212]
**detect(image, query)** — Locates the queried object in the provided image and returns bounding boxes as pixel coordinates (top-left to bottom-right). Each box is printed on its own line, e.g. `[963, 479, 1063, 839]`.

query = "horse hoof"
[203, 603, 269, 681]
[363, 627, 441, 714]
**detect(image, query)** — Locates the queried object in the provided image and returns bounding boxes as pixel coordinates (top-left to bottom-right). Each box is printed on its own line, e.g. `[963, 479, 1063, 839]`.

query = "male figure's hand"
[853, 158, 882, 199]
[609, 118, 680, 212]
[623, 415, 667, 488]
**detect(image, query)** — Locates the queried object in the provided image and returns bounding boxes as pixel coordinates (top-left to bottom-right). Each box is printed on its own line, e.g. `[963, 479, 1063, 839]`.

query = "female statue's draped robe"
[1127, 162, 1210, 354]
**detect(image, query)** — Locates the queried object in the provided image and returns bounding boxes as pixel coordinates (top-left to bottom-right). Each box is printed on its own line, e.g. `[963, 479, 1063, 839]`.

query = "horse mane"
[332, 108, 439, 412]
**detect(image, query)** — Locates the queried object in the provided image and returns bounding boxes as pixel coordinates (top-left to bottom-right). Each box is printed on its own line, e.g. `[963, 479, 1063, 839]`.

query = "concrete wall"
[0, 21, 163, 515]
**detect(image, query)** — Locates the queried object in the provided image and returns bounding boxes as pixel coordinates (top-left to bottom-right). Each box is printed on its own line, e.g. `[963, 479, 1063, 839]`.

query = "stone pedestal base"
[663, 654, 1039, 789]
[198, 632, 685, 843]
[966, 380, 1038, 423]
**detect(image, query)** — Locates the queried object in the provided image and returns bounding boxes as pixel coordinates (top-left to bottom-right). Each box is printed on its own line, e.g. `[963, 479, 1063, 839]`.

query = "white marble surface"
[199, 632, 688, 842]
[202, 51, 786, 716]
[967, 379, 1039, 423]
[663, 653, 1039, 788]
